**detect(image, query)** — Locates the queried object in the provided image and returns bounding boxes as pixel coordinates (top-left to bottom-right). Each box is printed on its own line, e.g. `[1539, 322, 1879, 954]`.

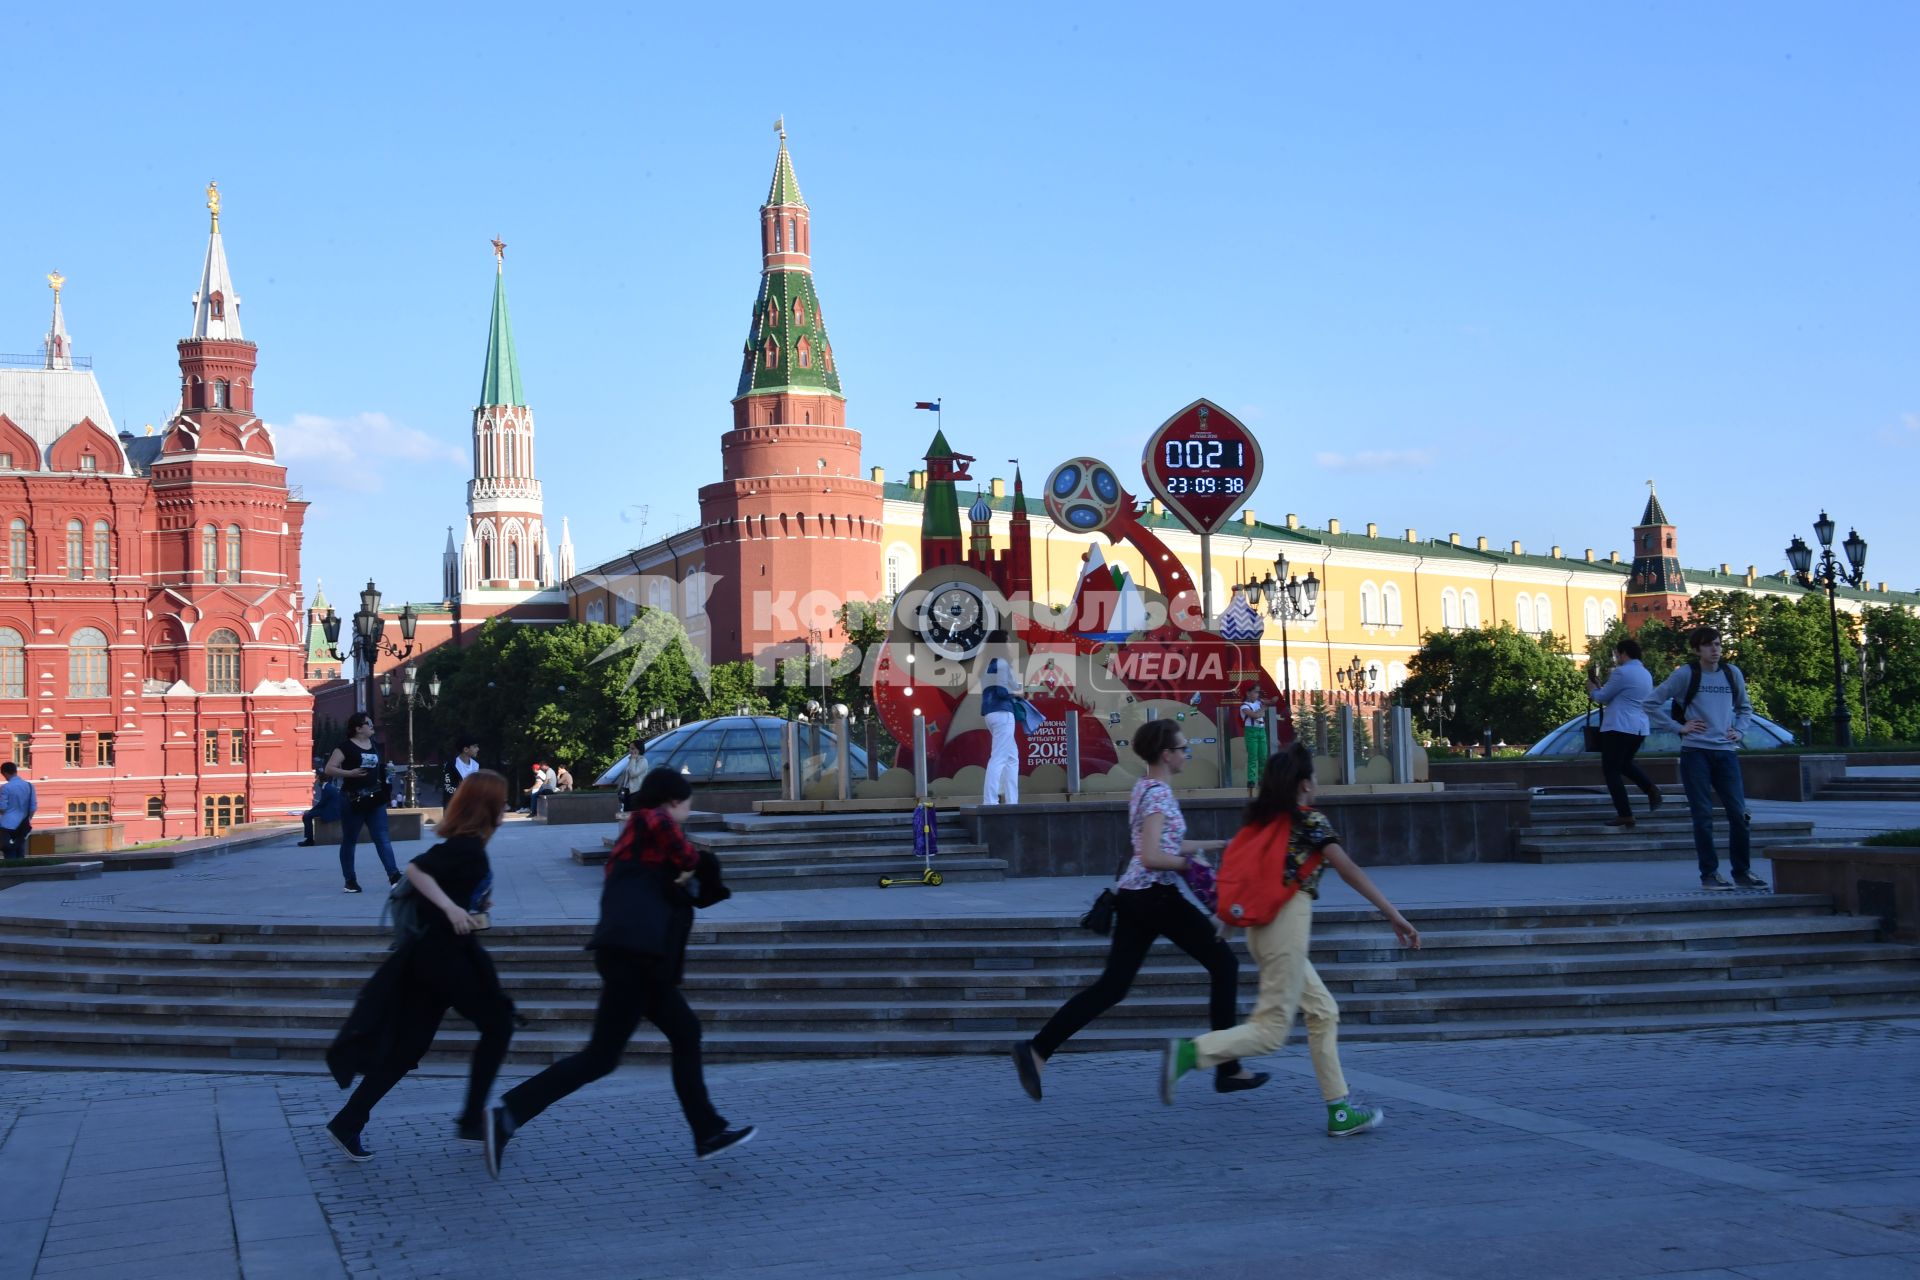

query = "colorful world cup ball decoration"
[1044, 457, 1126, 535]
[1141, 399, 1263, 535]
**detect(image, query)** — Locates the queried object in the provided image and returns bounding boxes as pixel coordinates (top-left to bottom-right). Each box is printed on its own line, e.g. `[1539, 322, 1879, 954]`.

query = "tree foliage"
[1401, 624, 1590, 744]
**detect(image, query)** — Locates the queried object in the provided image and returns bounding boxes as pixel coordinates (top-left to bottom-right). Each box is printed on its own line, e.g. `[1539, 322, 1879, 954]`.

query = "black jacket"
[588, 847, 730, 985]
[326, 938, 417, 1087]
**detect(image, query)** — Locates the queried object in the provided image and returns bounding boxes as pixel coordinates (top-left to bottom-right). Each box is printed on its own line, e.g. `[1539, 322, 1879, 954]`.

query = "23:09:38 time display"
[1162, 476, 1246, 495]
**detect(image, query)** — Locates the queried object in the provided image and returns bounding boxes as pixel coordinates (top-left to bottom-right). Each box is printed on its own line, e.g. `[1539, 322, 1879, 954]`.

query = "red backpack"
[1215, 815, 1323, 928]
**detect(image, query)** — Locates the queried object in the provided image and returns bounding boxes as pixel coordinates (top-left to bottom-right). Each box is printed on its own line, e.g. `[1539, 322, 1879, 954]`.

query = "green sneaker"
[1160, 1038, 1197, 1105]
[1327, 1099, 1385, 1138]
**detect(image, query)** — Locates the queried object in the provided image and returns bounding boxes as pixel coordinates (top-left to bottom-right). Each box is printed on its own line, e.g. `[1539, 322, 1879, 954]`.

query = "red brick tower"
[1006, 466, 1034, 603]
[699, 126, 883, 660]
[1625, 482, 1690, 630]
[461, 240, 554, 594]
[148, 183, 313, 824]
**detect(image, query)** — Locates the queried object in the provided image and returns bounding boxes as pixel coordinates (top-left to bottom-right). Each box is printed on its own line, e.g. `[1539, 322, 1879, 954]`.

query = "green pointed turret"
[479, 265, 526, 408]
[736, 137, 842, 400]
[921, 431, 962, 543]
[767, 140, 807, 208]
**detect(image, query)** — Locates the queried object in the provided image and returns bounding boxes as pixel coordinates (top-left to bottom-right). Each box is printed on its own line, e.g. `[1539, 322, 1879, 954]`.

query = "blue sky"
[7, 1, 1916, 604]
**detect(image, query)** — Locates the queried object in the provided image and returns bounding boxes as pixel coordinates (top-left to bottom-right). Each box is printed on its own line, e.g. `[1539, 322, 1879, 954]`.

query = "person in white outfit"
[979, 636, 1022, 805]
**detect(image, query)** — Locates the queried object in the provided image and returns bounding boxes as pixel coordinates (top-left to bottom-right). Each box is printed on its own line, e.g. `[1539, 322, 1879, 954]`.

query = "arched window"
[506, 540, 520, 581]
[1535, 594, 1552, 637]
[787, 216, 796, 252]
[68, 626, 108, 697]
[774, 219, 784, 252]
[797, 338, 811, 369]
[1602, 599, 1619, 624]
[209, 292, 224, 320]
[1441, 588, 1460, 631]
[66, 520, 83, 580]
[822, 343, 833, 373]
[1383, 582, 1403, 627]
[0, 627, 23, 698]
[8, 519, 26, 580]
[480, 537, 494, 581]
[1367, 661, 1386, 690]
[202, 525, 218, 577]
[1298, 658, 1323, 691]
[1516, 594, 1535, 634]
[764, 338, 778, 369]
[1359, 581, 1380, 626]
[1462, 589, 1481, 628]
[92, 520, 110, 580]
[225, 525, 241, 579]
[1584, 598, 1602, 637]
[1388, 661, 1408, 689]
[212, 380, 229, 409]
[206, 628, 242, 695]
[793, 299, 806, 327]
[885, 543, 914, 598]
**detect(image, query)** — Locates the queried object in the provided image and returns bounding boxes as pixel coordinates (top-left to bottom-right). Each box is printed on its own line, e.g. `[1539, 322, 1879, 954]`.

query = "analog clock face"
[917, 582, 995, 661]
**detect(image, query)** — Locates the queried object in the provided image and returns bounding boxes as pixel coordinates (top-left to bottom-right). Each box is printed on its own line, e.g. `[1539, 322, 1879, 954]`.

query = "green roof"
[766, 141, 806, 208]
[736, 269, 842, 398]
[479, 266, 526, 407]
[926, 429, 953, 459]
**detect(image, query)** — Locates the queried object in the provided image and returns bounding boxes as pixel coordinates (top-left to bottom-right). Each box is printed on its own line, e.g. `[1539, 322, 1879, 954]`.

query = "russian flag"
[913, 401, 940, 411]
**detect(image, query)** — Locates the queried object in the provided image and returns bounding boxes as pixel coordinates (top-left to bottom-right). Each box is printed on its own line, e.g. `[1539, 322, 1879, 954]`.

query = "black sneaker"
[454, 1117, 484, 1144]
[296, 839, 316, 847]
[1733, 872, 1770, 890]
[1215, 1071, 1271, 1094]
[1646, 792, 1664, 813]
[484, 1105, 512, 1179]
[343, 882, 363, 894]
[1701, 873, 1733, 891]
[694, 1125, 757, 1161]
[388, 873, 403, 888]
[325, 1119, 372, 1162]
[1011, 1042, 1042, 1101]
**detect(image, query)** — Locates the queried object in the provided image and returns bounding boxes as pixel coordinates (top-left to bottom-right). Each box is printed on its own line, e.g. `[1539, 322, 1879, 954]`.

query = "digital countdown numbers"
[1141, 399, 1263, 535]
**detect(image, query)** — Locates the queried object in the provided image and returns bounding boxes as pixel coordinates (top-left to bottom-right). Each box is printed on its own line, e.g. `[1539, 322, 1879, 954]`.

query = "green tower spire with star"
[736, 128, 843, 400]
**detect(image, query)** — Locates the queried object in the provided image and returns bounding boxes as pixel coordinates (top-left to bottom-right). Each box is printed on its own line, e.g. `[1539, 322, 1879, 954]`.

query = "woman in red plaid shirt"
[483, 768, 755, 1175]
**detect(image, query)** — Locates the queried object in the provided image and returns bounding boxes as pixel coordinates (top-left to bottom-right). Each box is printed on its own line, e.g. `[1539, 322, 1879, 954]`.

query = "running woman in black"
[1012, 718, 1264, 1099]
[484, 767, 753, 1175]
[324, 770, 516, 1160]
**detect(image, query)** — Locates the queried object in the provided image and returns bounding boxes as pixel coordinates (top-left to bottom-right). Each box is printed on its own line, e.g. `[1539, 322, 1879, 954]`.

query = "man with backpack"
[1645, 627, 1767, 891]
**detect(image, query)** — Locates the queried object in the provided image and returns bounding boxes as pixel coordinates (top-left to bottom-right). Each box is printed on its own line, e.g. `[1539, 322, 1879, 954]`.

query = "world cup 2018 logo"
[1044, 457, 1125, 534]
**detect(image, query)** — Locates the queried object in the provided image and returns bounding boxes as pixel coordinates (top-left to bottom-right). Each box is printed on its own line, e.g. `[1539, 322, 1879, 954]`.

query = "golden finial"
[47, 271, 64, 296]
[491, 236, 506, 270]
[206, 180, 221, 230]
[1647, 478, 1657, 494]
[774, 115, 786, 141]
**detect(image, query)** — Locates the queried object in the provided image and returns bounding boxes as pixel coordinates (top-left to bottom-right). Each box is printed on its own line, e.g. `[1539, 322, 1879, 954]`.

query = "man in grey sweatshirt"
[1644, 627, 1767, 890]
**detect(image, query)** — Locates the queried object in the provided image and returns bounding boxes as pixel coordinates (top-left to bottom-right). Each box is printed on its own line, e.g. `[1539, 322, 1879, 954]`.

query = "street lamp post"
[378, 667, 441, 807]
[1423, 691, 1456, 747]
[1241, 553, 1319, 736]
[319, 579, 419, 715]
[1785, 512, 1868, 747]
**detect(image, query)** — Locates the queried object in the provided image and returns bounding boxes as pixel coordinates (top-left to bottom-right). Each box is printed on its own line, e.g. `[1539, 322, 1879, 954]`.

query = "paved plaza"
[2, 1022, 1919, 1279]
[2, 788, 1918, 1278]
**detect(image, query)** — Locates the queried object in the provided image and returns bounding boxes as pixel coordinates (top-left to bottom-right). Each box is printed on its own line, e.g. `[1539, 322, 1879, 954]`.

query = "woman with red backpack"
[1158, 742, 1420, 1137]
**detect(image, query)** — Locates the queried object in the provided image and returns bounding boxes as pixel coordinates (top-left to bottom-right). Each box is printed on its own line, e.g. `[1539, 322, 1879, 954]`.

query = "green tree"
[1863, 604, 1920, 742]
[1585, 616, 1687, 684]
[1401, 625, 1590, 745]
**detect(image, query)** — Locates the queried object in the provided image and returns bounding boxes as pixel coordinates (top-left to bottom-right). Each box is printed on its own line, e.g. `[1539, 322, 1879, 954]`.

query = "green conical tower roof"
[479, 259, 526, 408]
[305, 585, 335, 666]
[736, 136, 842, 400]
[1639, 484, 1669, 527]
[921, 431, 962, 542]
[767, 138, 807, 208]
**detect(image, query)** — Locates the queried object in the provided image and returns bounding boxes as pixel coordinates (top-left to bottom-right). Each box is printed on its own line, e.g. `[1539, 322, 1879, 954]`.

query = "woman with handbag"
[1588, 636, 1660, 827]
[1012, 718, 1264, 1101]
[1158, 743, 1419, 1136]
[324, 713, 400, 893]
[483, 767, 754, 1176]
[324, 770, 516, 1162]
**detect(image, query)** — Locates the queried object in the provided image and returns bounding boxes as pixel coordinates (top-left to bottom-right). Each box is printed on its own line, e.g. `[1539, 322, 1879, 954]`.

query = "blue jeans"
[339, 805, 399, 885]
[1678, 749, 1750, 878]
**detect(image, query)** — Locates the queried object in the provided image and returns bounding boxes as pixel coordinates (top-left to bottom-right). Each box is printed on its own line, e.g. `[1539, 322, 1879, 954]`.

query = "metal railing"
[0, 353, 92, 370]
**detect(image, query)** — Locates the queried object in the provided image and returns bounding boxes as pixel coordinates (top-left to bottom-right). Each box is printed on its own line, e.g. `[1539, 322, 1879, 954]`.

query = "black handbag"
[1581, 704, 1603, 753]
[1078, 848, 1138, 936]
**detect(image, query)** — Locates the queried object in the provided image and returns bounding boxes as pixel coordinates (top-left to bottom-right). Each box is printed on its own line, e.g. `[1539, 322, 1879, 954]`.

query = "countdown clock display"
[1141, 398, 1263, 535]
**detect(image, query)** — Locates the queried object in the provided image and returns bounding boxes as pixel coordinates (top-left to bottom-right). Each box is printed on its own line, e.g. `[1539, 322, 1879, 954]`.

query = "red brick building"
[0, 186, 313, 839]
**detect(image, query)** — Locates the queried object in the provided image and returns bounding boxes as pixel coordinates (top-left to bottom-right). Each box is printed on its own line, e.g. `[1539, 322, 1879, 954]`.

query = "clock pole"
[1200, 533, 1214, 630]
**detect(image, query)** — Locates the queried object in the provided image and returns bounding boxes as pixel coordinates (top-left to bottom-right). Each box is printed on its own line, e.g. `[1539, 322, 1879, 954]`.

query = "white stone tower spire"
[43, 271, 72, 370]
[557, 517, 576, 582]
[190, 181, 243, 340]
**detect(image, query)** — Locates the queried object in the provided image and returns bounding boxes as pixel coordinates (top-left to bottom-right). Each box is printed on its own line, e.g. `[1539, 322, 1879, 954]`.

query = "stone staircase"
[1, 894, 1916, 1070]
[1814, 776, 1920, 802]
[571, 810, 1008, 891]
[1516, 787, 1820, 863]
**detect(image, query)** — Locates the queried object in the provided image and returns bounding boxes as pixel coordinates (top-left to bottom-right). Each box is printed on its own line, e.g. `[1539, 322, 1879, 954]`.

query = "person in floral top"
[1159, 742, 1421, 1137]
[1012, 718, 1265, 1101]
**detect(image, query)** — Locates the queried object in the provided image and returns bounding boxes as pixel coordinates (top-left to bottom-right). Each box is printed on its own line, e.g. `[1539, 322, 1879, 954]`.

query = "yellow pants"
[1192, 892, 1348, 1101]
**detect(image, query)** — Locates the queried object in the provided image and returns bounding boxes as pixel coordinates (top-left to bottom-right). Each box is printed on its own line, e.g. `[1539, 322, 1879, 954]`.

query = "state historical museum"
[0, 186, 313, 839]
